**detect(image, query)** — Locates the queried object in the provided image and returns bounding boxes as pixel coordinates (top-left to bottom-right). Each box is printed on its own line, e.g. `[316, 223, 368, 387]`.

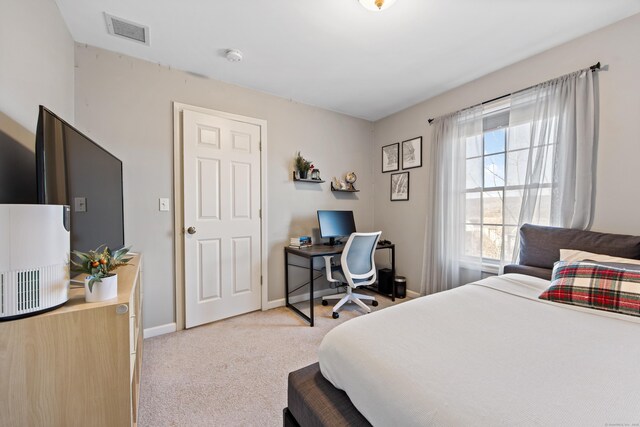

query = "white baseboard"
[263, 298, 285, 310]
[262, 288, 345, 311]
[144, 322, 177, 339]
[288, 288, 339, 304]
[406, 289, 421, 299]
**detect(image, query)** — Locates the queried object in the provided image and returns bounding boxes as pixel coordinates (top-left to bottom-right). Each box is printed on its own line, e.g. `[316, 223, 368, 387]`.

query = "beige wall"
[372, 13, 640, 294]
[73, 45, 375, 329]
[0, 0, 74, 202]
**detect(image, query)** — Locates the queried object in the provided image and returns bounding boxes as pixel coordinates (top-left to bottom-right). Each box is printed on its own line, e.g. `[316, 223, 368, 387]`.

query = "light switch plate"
[74, 197, 87, 212]
[159, 198, 170, 212]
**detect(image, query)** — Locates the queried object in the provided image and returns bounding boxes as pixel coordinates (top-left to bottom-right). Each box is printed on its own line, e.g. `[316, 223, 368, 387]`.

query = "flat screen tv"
[35, 106, 124, 253]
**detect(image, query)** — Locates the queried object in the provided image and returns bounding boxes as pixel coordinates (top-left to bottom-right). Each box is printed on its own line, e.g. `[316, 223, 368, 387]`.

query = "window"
[463, 102, 555, 266]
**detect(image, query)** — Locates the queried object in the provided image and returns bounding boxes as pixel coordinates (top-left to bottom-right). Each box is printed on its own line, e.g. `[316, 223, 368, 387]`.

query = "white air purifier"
[0, 204, 70, 320]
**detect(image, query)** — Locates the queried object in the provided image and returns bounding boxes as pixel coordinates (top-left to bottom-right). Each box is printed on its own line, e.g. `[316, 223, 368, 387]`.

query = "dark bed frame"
[284, 363, 371, 427]
[283, 225, 640, 426]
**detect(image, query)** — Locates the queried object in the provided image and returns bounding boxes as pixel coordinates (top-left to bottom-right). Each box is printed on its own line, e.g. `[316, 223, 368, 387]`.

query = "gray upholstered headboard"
[503, 224, 640, 280]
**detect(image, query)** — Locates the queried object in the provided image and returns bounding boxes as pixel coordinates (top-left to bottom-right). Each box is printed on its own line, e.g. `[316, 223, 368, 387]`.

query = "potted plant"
[71, 246, 132, 302]
[295, 151, 313, 179]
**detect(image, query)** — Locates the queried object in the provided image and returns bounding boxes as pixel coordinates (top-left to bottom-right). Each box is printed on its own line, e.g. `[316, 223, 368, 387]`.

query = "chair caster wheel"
[322, 300, 328, 306]
[332, 312, 339, 319]
[372, 300, 379, 307]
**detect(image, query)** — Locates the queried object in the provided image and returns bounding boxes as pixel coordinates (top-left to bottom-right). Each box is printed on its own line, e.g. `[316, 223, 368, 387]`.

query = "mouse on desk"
[378, 239, 392, 245]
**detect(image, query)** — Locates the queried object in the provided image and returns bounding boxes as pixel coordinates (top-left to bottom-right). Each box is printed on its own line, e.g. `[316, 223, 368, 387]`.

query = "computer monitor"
[317, 210, 356, 246]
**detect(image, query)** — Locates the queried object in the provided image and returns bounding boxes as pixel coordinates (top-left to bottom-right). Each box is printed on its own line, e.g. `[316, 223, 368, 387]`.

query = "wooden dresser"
[0, 255, 143, 427]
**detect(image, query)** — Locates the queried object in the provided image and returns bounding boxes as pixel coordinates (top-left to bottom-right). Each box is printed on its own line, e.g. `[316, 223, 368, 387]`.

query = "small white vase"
[85, 274, 118, 302]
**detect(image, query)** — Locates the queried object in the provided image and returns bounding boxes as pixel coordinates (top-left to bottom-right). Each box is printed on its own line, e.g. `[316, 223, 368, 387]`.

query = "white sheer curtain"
[421, 107, 484, 295]
[509, 68, 598, 262]
[422, 67, 598, 294]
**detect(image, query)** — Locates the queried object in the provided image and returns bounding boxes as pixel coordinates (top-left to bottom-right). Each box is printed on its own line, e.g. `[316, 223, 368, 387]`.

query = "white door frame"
[173, 102, 268, 331]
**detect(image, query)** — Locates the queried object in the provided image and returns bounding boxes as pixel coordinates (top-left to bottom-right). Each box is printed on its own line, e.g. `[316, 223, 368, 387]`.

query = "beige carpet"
[138, 291, 407, 426]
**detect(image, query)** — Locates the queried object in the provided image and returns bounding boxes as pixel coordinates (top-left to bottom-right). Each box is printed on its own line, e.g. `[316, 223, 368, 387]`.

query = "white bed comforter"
[318, 274, 640, 426]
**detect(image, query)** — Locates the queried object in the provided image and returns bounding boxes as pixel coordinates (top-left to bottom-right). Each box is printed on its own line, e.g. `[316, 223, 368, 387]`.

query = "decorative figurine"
[332, 177, 340, 189]
[345, 172, 357, 191]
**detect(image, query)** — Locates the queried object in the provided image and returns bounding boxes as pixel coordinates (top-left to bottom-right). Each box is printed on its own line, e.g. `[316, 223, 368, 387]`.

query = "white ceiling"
[54, 0, 640, 121]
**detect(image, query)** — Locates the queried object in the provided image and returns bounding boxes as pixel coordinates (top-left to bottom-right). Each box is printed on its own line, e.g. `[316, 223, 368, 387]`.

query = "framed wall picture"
[390, 172, 409, 201]
[381, 143, 399, 173]
[402, 137, 422, 170]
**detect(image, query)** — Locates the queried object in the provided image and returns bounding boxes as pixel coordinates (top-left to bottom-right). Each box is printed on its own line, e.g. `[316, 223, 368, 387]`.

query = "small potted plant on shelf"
[71, 246, 133, 302]
[295, 151, 313, 180]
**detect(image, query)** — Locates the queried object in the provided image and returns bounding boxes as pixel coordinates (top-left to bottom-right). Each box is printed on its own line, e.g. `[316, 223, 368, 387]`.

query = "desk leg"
[285, 249, 289, 307]
[284, 249, 314, 326]
[391, 246, 396, 302]
[309, 257, 314, 327]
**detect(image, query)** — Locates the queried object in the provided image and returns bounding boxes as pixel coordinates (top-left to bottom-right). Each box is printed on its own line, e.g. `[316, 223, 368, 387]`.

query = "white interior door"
[183, 109, 262, 328]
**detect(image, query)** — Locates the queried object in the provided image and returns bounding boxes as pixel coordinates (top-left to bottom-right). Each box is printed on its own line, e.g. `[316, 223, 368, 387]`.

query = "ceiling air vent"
[104, 13, 150, 46]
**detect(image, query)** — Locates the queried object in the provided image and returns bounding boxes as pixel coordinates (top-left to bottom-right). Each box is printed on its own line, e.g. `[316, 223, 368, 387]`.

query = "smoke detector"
[104, 13, 150, 46]
[225, 49, 243, 62]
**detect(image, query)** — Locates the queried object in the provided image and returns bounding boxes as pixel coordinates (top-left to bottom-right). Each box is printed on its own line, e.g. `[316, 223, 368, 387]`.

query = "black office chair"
[321, 231, 382, 318]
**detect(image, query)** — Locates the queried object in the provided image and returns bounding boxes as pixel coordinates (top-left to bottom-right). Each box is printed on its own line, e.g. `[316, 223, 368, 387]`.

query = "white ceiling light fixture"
[225, 49, 243, 62]
[358, 0, 397, 12]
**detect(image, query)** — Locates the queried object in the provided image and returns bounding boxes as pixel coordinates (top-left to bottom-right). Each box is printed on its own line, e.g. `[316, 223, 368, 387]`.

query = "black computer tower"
[378, 268, 393, 294]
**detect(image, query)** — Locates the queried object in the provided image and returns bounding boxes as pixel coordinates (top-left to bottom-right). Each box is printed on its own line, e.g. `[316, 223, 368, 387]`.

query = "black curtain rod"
[427, 62, 601, 124]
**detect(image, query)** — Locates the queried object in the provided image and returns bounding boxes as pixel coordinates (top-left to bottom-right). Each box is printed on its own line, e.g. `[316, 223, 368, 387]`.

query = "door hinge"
[259, 208, 261, 219]
[260, 276, 263, 286]
[259, 141, 262, 151]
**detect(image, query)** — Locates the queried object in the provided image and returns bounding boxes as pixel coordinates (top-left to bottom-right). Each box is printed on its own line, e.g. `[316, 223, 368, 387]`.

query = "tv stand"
[0, 255, 143, 425]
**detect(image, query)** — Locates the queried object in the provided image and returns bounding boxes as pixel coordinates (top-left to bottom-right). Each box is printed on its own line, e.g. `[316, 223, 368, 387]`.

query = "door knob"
[187, 226, 196, 235]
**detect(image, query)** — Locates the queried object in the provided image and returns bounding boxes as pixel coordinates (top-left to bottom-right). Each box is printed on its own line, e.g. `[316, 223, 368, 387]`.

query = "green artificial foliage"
[71, 246, 133, 292]
[295, 151, 313, 173]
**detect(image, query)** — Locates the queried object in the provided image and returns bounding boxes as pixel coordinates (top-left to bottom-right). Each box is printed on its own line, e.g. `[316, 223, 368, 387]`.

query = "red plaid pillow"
[540, 261, 640, 317]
